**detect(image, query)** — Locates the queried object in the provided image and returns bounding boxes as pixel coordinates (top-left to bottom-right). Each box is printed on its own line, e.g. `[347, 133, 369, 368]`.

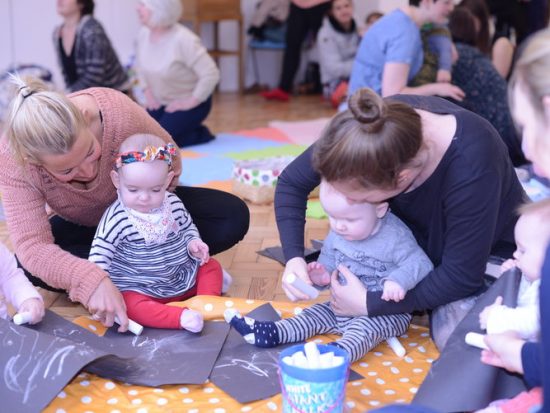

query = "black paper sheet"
[413, 269, 527, 412]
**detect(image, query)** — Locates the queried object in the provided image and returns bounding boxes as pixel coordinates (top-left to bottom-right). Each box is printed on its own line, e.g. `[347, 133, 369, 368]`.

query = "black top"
[58, 36, 78, 86]
[452, 42, 526, 166]
[274, 94, 526, 315]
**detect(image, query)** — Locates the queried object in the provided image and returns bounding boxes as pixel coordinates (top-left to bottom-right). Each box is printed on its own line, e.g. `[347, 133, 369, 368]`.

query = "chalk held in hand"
[114, 316, 144, 336]
[304, 341, 321, 368]
[284, 272, 319, 299]
[13, 312, 32, 325]
[386, 337, 406, 357]
[465, 332, 489, 350]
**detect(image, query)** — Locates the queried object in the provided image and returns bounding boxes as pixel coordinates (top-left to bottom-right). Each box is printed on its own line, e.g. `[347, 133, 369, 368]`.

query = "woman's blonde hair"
[5, 74, 86, 164]
[510, 28, 550, 123]
[312, 88, 422, 189]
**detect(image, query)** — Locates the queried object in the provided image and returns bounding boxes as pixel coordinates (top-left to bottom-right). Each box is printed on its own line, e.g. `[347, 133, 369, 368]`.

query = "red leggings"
[122, 258, 222, 329]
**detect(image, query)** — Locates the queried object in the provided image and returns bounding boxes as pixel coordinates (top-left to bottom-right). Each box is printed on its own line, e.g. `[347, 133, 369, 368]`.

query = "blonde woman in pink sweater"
[0, 75, 249, 331]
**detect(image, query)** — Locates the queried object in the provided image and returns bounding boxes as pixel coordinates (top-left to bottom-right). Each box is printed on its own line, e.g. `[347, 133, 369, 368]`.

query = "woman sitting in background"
[459, 0, 515, 79]
[53, 0, 129, 92]
[136, 0, 220, 147]
[316, 0, 360, 108]
[448, 7, 526, 166]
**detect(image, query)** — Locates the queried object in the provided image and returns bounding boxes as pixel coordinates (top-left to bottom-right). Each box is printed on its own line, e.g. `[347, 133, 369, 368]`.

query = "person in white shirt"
[0, 243, 44, 324]
[135, 0, 220, 147]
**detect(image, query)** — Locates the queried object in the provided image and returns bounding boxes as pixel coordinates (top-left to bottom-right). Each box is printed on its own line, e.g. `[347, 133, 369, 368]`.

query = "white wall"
[2, 0, 407, 92]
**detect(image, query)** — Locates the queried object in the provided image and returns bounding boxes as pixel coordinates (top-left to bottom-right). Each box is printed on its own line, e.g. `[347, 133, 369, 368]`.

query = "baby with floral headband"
[89, 133, 223, 332]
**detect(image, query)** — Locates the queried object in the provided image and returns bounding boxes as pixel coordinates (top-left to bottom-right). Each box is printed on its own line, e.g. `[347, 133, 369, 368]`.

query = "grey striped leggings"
[275, 302, 411, 362]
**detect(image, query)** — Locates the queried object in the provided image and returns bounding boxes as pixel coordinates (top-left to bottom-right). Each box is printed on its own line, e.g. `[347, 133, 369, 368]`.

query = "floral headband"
[115, 143, 177, 170]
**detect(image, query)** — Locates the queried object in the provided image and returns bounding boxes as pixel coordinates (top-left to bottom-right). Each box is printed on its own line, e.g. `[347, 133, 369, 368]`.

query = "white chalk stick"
[386, 337, 406, 357]
[292, 351, 308, 368]
[304, 342, 321, 368]
[332, 356, 344, 367]
[114, 316, 144, 336]
[13, 312, 32, 325]
[465, 332, 489, 350]
[319, 351, 334, 368]
[282, 356, 294, 366]
[284, 272, 319, 299]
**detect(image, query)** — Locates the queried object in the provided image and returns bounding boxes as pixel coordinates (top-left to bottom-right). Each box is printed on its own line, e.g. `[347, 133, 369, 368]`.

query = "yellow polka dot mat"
[44, 296, 438, 412]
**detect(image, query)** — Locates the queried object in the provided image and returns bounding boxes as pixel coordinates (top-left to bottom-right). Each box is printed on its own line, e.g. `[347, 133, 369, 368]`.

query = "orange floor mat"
[44, 296, 438, 413]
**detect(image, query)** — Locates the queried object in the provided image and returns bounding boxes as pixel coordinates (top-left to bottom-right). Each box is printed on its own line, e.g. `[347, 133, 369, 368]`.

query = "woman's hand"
[282, 257, 311, 301]
[87, 277, 128, 333]
[18, 297, 45, 324]
[433, 83, 465, 101]
[481, 331, 525, 374]
[165, 97, 200, 113]
[330, 265, 368, 316]
[144, 88, 161, 111]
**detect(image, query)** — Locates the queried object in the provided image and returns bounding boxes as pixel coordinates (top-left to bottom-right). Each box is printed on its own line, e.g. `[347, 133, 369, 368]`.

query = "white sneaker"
[222, 269, 233, 294]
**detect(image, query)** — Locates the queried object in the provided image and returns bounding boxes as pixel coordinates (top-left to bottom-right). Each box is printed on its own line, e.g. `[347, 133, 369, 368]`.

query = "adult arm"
[0, 161, 109, 306]
[275, 145, 321, 261]
[492, 37, 514, 79]
[0, 243, 43, 311]
[521, 342, 542, 388]
[181, 34, 220, 103]
[275, 145, 321, 299]
[383, 62, 464, 100]
[367, 170, 511, 316]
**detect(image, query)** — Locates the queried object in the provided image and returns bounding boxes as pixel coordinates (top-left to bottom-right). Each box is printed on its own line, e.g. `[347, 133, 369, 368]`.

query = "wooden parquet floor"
[1, 93, 336, 319]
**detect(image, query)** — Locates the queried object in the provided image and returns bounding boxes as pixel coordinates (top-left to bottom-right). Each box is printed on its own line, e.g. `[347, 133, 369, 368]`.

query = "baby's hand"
[18, 297, 45, 324]
[180, 309, 204, 333]
[436, 69, 452, 83]
[307, 262, 331, 286]
[479, 296, 503, 329]
[382, 280, 406, 302]
[500, 259, 517, 274]
[188, 239, 210, 265]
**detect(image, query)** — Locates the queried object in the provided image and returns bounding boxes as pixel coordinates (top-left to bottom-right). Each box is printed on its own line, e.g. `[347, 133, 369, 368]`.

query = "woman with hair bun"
[54, 0, 129, 92]
[135, 0, 220, 147]
[275, 88, 525, 350]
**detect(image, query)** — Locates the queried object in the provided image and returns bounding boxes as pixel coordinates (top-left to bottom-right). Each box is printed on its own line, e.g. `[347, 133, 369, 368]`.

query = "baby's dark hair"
[312, 88, 422, 189]
[449, 8, 477, 46]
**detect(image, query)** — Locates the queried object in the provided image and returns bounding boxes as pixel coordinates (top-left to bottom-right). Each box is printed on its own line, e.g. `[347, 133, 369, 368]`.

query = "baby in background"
[476, 199, 550, 413]
[89, 134, 223, 332]
[225, 180, 433, 362]
[479, 200, 550, 340]
[0, 242, 44, 324]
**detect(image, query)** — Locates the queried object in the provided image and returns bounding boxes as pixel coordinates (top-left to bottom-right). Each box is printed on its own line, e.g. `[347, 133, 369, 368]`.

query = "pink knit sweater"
[0, 88, 179, 305]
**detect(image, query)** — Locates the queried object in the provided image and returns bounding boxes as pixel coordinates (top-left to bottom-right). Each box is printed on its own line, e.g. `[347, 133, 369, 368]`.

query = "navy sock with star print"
[224, 309, 280, 348]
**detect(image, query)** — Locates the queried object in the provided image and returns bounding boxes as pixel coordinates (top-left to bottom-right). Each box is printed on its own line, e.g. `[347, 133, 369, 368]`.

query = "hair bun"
[348, 88, 385, 124]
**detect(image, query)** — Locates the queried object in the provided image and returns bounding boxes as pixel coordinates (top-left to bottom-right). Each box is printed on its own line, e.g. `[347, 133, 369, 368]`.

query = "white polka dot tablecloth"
[44, 297, 438, 413]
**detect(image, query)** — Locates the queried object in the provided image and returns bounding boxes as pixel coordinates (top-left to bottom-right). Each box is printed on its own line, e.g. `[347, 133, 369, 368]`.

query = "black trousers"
[21, 186, 250, 292]
[279, 2, 330, 92]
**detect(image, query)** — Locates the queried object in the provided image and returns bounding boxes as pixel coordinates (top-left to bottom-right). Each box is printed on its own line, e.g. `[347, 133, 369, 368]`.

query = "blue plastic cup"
[279, 344, 350, 413]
